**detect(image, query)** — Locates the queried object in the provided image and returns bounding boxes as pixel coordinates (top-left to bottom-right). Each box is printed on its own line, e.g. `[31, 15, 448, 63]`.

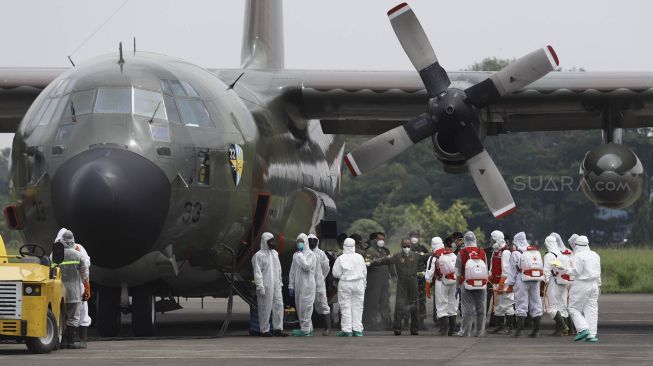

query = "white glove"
[257, 286, 265, 296]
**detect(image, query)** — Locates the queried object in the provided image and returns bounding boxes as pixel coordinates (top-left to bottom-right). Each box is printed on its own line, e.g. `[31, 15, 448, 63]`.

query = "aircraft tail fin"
[241, 0, 284, 70]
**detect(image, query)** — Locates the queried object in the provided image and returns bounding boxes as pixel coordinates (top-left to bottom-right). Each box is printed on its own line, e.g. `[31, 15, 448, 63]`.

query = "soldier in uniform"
[368, 238, 430, 335]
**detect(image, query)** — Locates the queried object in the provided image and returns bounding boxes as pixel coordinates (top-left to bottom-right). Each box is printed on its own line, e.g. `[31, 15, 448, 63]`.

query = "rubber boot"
[60, 326, 71, 349]
[512, 316, 525, 338]
[499, 315, 514, 334]
[551, 312, 568, 337]
[488, 313, 498, 327]
[448, 315, 456, 336]
[78, 327, 88, 349]
[528, 316, 541, 338]
[67, 327, 81, 349]
[323, 314, 331, 336]
[566, 317, 577, 335]
[492, 315, 506, 334]
[438, 316, 448, 336]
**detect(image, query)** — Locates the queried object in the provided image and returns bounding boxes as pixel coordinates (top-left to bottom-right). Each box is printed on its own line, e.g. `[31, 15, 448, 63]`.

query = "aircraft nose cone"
[51, 147, 171, 268]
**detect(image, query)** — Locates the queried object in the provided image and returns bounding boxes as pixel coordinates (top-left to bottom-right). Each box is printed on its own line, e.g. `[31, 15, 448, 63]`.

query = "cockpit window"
[134, 88, 166, 120]
[163, 95, 181, 124]
[62, 89, 95, 118]
[161, 79, 199, 97]
[94, 87, 131, 114]
[176, 99, 214, 128]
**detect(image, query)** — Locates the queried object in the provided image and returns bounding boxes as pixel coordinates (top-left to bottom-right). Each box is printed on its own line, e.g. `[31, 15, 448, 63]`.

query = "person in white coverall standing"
[332, 237, 367, 337]
[289, 233, 316, 337]
[564, 235, 601, 343]
[252, 232, 287, 337]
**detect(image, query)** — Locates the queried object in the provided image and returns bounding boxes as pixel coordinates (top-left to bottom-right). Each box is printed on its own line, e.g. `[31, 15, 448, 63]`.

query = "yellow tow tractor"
[0, 237, 66, 353]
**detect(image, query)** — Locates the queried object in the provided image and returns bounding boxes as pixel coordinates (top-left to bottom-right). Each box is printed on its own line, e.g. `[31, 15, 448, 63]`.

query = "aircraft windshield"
[134, 88, 166, 120]
[94, 87, 131, 114]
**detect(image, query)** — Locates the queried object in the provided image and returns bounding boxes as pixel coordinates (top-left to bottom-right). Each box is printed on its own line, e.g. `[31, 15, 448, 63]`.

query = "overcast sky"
[0, 0, 651, 147]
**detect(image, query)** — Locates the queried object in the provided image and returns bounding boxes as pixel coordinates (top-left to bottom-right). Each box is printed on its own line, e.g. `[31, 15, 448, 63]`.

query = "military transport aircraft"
[0, 0, 650, 336]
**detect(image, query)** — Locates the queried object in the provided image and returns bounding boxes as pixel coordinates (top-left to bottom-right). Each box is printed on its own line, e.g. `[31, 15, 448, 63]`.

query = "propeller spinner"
[344, 2, 559, 218]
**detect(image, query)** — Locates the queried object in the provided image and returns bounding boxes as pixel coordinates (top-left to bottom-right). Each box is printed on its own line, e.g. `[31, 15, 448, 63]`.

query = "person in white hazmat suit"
[506, 232, 544, 338]
[56, 230, 89, 349]
[55, 228, 92, 348]
[308, 234, 332, 335]
[543, 235, 571, 336]
[252, 232, 287, 337]
[563, 235, 601, 343]
[332, 238, 367, 337]
[425, 237, 458, 336]
[455, 231, 488, 337]
[289, 233, 317, 336]
[488, 230, 515, 334]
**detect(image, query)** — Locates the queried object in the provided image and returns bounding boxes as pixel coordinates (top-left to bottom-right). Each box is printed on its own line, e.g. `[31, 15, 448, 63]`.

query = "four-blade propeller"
[344, 2, 559, 218]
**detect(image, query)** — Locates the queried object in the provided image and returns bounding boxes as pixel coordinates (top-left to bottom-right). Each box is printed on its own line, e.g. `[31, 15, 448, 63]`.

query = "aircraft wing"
[0, 68, 65, 133]
[271, 70, 653, 135]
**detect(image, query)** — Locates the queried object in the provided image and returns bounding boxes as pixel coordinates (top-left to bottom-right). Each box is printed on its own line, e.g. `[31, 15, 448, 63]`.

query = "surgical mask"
[377, 240, 385, 247]
[402, 247, 411, 255]
[492, 243, 500, 250]
[297, 242, 304, 250]
[410, 237, 419, 245]
[431, 244, 438, 251]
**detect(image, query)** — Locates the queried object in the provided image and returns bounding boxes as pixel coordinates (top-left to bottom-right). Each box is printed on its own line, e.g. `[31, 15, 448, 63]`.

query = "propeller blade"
[388, 3, 450, 97]
[453, 120, 516, 218]
[467, 151, 516, 218]
[465, 45, 559, 108]
[345, 114, 435, 176]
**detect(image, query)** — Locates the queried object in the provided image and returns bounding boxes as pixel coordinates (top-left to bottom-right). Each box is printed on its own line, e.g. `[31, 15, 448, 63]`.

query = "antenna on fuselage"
[133, 37, 136, 55]
[118, 42, 125, 73]
[67, 56, 76, 67]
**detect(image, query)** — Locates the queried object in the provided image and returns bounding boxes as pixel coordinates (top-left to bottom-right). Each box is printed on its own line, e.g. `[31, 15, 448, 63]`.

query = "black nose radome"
[51, 147, 171, 268]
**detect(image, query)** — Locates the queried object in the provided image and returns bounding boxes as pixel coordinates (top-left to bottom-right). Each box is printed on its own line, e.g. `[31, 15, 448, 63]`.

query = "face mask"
[402, 247, 411, 255]
[492, 243, 500, 250]
[410, 237, 419, 245]
[267, 240, 276, 250]
[308, 238, 318, 249]
[431, 244, 438, 251]
[377, 240, 385, 247]
[297, 242, 304, 250]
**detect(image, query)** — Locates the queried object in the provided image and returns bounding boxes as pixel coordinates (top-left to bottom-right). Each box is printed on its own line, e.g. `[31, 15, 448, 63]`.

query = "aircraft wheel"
[96, 287, 121, 337]
[131, 287, 156, 337]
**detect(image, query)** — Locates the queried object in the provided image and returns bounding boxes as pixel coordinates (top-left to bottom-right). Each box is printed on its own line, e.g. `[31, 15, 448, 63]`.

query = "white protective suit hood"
[296, 233, 308, 250]
[573, 235, 590, 253]
[463, 231, 477, 248]
[61, 230, 76, 249]
[513, 232, 529, 252]
[431, 237, 444, 251]
[568, 234, 579, 249]
[544, 235, 560, 256]
[307, 234, 320, 250]
[550, 232, 569, 252]
[54, 228, 68, 244]
[260, 232, 274, 251]
[491, 230, 506, 246]
[343, 238, 356, 254]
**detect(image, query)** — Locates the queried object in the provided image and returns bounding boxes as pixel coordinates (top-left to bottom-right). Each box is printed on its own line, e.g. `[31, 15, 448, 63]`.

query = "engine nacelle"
[580, 144, 644, 209]
[431, 131, 467, 174]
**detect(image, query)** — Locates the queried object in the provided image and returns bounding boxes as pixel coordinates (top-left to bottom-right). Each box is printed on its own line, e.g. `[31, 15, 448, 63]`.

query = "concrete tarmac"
[1, 294, 652, 365]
